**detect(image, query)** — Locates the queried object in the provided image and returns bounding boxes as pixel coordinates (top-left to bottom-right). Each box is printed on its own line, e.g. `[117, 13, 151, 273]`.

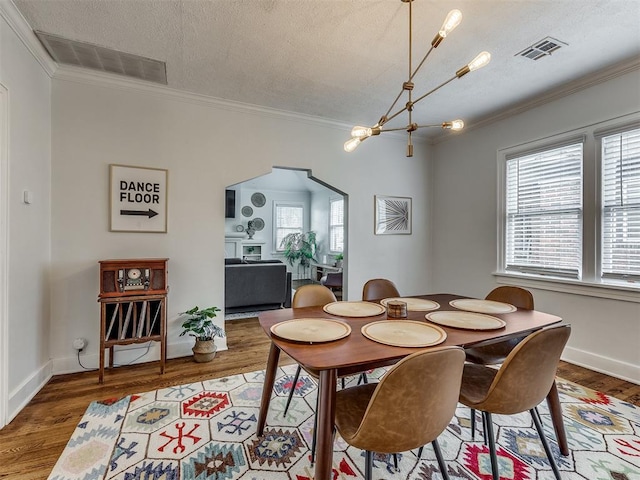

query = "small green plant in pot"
[334, 253, 344, 268]
[179, 306, 224, 363]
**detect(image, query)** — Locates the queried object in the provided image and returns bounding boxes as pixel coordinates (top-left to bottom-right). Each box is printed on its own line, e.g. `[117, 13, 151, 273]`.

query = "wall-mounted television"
[225, 190, 236, 218]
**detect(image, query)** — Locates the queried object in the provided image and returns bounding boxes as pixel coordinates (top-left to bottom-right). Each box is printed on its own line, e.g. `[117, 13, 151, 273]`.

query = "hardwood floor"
[0, 317, 637, 479]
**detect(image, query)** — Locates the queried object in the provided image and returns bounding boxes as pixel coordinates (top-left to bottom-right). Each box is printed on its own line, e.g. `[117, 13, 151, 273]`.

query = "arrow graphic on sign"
[120, 209, 158, 218]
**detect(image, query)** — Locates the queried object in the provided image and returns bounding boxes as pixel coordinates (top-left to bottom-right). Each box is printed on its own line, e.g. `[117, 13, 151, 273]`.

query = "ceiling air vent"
[516, 37, 567, 61]
[34, 31, 167, 85]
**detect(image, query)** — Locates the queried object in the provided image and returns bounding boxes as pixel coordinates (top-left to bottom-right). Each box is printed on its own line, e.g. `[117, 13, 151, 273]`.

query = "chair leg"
[392, 453, 399, 472]
[283, 365, 301, 417]
[531, 407, 562, 480]
[483, 411, 500, 480]
[432, 439, 451, 480]
[365, 450, 373, 480]
[341, 377, 345, 389]
[470, 408, 476, 440]
[417, 446, 424, 457]
[358, 372, 368, 385]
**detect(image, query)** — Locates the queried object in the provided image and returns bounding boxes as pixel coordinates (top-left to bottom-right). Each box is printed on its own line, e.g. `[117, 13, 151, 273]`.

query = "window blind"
[329, 198, 344, 252]
[275, 204, 303, 250]
[601, 127, 640, 281]
[505, 142, 583, 278]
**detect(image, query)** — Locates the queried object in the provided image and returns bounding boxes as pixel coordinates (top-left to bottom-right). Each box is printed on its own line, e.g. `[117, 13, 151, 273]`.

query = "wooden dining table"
[256, 293, 565, 480]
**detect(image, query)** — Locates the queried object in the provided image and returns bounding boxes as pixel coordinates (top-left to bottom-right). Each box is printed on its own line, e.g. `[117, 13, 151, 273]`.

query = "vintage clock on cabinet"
[98, 258, 168, 383]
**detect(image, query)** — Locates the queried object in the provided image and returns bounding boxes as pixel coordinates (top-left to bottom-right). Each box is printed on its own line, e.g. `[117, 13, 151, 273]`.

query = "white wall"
[49, 76, 433, 374]
[0, 13, 52, 421]
[431, 69, 640, 382]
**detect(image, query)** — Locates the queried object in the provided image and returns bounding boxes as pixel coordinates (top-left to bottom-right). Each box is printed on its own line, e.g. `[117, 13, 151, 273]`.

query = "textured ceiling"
[12, 0, 640, 138]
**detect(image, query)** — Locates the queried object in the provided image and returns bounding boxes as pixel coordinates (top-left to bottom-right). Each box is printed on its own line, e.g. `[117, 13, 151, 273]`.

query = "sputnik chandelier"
[344, 0, 491, 157]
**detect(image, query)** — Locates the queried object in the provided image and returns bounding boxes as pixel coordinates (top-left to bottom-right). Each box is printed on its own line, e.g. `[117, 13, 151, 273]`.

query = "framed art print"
[110, 164, 168, 233]
[375, 195, 412, 235]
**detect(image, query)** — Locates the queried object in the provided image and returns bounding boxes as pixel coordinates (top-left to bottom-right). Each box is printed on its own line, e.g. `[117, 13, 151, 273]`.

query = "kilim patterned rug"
[48, 364, 640, 480]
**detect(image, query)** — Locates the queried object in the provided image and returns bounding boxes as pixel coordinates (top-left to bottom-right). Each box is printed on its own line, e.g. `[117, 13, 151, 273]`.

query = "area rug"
[48, 365, 640, 480]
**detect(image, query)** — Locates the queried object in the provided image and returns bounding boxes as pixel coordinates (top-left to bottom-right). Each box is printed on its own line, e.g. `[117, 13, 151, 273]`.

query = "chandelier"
[344, 0, 491, 157]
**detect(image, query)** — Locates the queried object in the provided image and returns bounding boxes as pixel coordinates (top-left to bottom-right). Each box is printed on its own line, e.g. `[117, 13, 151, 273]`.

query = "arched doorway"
[224, 167, 347, 317]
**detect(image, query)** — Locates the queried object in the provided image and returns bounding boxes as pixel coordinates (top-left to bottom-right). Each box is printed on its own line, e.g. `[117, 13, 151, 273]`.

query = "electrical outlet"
[73, 337, 87, 351]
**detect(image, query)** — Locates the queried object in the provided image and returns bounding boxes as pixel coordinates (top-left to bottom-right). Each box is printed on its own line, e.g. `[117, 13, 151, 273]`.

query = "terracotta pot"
[192, 339, 217, 363]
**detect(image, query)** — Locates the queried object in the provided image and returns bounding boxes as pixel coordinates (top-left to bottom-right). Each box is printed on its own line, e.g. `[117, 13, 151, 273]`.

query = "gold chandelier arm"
[410, 46, 435, 81]
[411, 75, 457, 105]
[383, 88, 407, 121]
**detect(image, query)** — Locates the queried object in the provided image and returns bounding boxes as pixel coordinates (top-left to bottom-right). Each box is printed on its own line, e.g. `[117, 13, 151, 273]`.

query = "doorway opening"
[224, 167, 347, 315]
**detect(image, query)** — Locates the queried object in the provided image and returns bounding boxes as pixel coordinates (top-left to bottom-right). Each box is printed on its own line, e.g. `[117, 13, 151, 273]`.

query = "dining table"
[256, 293, 565, 480]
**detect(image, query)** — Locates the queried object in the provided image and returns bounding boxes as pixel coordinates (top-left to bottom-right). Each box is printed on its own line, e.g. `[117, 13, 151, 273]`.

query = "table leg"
[257, 342, 281, 436]
[546, 379, 569, 456]
[315, 369, 337, 480]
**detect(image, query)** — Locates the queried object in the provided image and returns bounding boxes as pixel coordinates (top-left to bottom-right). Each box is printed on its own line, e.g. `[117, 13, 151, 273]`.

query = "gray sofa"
[224, 258, 292, 313]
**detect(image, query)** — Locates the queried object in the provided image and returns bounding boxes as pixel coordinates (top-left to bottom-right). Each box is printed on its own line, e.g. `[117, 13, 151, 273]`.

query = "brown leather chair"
[284, 285, 337, 415]
[459, 324, 571, 480]
[335, 347, 466, 480]
[464, 286, 568, 456]
[291, 284, 337, 308]
[362, 278, 400, 301]
[464, 286, 534, 365]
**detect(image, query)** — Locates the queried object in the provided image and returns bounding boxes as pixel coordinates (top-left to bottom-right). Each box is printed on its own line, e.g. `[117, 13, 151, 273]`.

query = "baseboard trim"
[562, 346, 640, 385]
[51, 339, 229, 376]
[7, 360, 53, 424]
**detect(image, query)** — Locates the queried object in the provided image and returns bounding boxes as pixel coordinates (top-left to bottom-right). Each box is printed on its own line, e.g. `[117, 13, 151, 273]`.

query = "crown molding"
[0, 0, 57, 76]
[430, 56, 640, 145]
[53, 64, 361, 134]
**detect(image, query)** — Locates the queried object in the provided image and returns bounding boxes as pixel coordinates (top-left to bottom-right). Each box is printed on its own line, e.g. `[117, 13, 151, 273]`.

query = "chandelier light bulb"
[439, 9, 462, 37]
[468, 51, 492, 72]
[344, 137, 362, 153]
[443, 119, 464, 130]
[351, 126, 373, 138]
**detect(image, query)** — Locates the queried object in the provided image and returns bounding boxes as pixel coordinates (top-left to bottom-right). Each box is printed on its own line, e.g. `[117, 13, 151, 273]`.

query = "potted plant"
[334, 253, 344, 268]
[281, 231, 318, 270]
[179, 306, 224, 363]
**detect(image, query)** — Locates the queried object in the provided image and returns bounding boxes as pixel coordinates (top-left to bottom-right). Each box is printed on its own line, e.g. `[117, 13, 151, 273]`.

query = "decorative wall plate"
[241, 206, 253, 217]
[270, 318, 351, 343]
[252, 217, 265, 231]
[235, 225, 244, 232]
[449, 298, 516, 314]
[426, 311, 507, 330]
[251, 192, 266, 207]
[361, 320, 446, 347]
[323, 301, 385, 317]
[380, 297, 440, 311]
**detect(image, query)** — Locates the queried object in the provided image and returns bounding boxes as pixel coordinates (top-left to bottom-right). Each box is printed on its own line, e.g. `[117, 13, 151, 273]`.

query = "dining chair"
[362, 278, 400, 301]
[463, 286, 568, 456]
[283, 285, 337, 416]
[464, 286, 534, 365]
[335, 346, 466, 480]
[459, 324, 571, 480]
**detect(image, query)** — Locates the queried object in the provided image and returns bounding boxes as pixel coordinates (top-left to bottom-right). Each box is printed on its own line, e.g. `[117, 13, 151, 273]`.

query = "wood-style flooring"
[0, 317, 638, 479]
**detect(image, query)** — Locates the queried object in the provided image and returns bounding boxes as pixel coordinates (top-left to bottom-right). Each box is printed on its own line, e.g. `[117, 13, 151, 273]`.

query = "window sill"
[493, 272, 640, 303]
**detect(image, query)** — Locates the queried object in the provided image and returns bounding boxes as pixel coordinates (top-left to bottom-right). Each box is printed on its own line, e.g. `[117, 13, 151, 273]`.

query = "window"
[274, 203, 303, 251]
[601, 128, 640, 281]
[329, 198, 344, 252]
[504, 141, 583, 279]
[499, 118, 640, 295]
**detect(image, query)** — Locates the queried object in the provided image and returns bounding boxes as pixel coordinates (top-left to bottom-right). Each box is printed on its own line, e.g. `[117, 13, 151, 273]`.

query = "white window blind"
[505, 142, 583, 278]
[275, 204, 303, 251]
[601, 127, 640, 281]
[329, 198, 344, 252]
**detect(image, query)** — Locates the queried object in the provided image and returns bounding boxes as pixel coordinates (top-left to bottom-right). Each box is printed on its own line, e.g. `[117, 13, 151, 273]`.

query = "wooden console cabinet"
[98, 258, 168, 383]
